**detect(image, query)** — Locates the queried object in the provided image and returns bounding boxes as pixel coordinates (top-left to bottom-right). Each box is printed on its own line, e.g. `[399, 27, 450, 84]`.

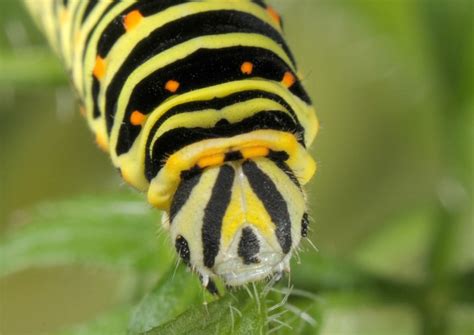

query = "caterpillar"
[25, 0, 319, 293]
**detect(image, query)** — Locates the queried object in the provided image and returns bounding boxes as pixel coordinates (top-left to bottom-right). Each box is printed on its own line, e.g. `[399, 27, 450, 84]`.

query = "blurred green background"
[0, 0, 472, 334]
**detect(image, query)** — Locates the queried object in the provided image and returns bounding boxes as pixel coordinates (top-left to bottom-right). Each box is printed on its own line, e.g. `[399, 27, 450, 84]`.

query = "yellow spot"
[197, 153, 225, 169]
[266, 6, 281, 25]
[241, 61, 254, 75]
[123, 10, 143, 31]
[130, 110, 146, 126]
[281, 71, 295, 88]
[95, 132, 108, 152]
[165, 80, 180, 93]
[93, 56, 106, 80]
[241, 146, 269, 159]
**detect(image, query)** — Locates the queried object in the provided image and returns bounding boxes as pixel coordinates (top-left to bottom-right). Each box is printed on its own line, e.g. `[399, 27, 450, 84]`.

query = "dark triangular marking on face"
[242, 160, 292, 254]
[202, 164, 235, 268]
[238, 227, 260, 264]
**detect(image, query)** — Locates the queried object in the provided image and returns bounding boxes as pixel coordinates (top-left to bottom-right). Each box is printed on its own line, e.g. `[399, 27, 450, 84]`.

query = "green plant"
[0, 0, 472, 334]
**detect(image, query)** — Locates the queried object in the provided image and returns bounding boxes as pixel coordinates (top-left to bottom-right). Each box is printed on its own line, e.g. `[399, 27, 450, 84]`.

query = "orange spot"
[241, 146, 269, 159]
[165, 80, 180, 93]
[123, 10, 143, 31]
[241, 62, 254, 75]
[197, 153, 225, 168]
[266, 6, 281, 25]
[93, 56, 106, 80]
[130, 110, 146, 126]
[95, 132, 109, 152]
[282, 71, 296, 88]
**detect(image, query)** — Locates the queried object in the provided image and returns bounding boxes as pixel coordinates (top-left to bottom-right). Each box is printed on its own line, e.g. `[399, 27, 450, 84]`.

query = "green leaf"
[128, 265, 204, 334]
[292, 251, 377, 291]
[319, 296, 419, 335]
[0, 49, 66, 87]
[276, 288, 324, 335]
[454, 270, 474, 304]
[340, 0, 428, 69]
[0, 194, 173, 277]
[351, 208, 435, 283]
[55, 305, 131, 335]
[144, 289, 267, 335]
[447, 304, 474, 335]
[449, 205, 474, 274]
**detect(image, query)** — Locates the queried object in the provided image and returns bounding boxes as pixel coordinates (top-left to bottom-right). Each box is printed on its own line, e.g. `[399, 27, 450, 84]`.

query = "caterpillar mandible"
[25, 0, 319, 293]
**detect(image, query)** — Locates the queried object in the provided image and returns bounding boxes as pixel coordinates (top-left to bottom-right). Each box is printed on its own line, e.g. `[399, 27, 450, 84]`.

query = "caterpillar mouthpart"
[215, 254, 289, 287]
[213, 226, 290, 286]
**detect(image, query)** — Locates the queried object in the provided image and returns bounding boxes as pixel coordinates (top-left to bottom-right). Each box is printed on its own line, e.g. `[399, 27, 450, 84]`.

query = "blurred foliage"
[0, 0, 472, 334]
[0, 195, 173, 277]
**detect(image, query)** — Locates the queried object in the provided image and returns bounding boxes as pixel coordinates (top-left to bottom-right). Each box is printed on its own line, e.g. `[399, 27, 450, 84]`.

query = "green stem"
[416, 0, 472, 333]
[420, 204, 456, 335]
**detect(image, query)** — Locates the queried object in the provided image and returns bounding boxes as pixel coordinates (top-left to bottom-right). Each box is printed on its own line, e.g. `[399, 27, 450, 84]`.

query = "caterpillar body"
[25, 0, 319, 292]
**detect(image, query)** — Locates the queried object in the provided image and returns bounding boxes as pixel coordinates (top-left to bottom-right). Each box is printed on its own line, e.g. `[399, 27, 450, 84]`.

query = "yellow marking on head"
[241, 61, 254, 75]
[241, 146, 269, 159]
[197, 153, 225, 169]
[221, 177, 274, 248]
[123, 10, 143, 31]
[165, 80, 180, 93]
[93, 56, 106, 80]
[95, 132, 108, 152]
[243, 185, 274, 239]
[266, 6, 281, 25]
[221, 192, 246, 247]
[130, 110, 146, 126]
[282, 71, 296, 88]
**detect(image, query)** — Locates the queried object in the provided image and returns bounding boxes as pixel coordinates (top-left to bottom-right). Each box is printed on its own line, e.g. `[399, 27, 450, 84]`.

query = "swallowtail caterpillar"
[25, 0, 319, 293]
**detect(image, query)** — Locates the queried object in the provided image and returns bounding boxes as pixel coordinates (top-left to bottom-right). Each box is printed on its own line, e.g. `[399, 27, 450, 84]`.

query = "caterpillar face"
[169, 156, 307, 288]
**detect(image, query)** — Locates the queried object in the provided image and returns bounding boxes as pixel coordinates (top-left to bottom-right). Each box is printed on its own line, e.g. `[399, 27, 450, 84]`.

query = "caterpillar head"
[167, 155, 309, 291]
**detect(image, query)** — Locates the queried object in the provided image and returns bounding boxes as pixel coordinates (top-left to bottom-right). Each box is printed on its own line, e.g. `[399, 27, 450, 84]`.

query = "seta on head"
[154, 130, 316, 293]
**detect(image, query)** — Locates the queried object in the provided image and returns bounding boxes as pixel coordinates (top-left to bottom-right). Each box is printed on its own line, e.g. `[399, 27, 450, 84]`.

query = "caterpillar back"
[25, 0, 319, 292]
